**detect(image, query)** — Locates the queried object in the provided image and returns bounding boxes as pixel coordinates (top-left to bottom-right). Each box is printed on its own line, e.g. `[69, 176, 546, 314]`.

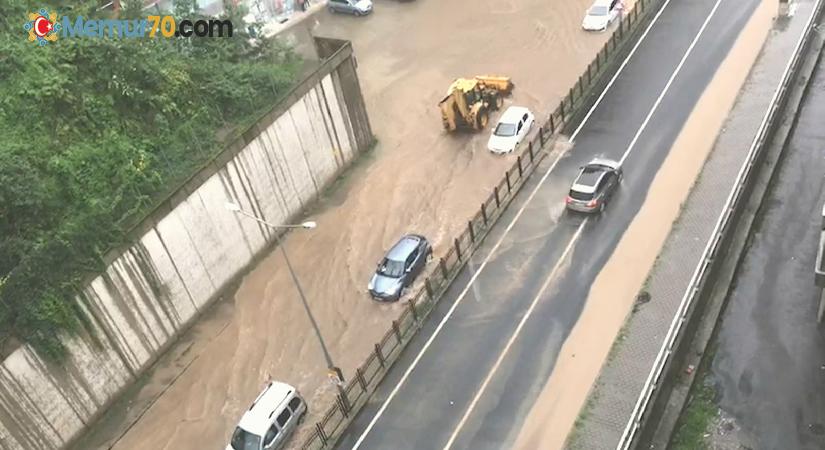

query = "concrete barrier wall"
[0, 38, 371, 450]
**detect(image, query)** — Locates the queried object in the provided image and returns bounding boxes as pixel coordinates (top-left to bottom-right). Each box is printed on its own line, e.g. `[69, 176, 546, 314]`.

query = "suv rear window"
[569, 190, 594, 201]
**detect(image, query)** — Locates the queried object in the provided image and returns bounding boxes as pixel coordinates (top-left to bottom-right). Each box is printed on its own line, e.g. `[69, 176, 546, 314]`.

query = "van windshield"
[231, 427, 262, 450]
[589, 5, 609, 15]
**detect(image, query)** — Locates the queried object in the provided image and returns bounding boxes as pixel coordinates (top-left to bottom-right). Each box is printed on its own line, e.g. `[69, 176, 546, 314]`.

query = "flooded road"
[333, 0, 765, 448]
[71, 1, 617, 449]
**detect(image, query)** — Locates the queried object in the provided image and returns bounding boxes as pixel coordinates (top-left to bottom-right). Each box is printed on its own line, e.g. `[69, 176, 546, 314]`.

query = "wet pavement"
[708, 48, 825, 450]
[333, 0, 762, 448]
[571, 0, 823, 447]
[69, 1, 624, 449]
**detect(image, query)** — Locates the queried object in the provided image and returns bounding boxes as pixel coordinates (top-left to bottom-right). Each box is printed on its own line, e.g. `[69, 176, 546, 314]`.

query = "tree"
[0, 0, 300, 359]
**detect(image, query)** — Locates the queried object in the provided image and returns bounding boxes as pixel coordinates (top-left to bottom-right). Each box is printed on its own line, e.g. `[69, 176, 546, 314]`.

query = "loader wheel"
[476, 110, 489, 129]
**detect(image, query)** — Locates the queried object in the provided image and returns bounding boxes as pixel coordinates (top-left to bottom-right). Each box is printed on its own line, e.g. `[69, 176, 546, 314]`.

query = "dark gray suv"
[368, 234, 432, 302]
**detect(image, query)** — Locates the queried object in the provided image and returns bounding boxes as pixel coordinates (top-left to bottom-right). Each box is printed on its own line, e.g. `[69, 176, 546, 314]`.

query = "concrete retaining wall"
[0, 37, 371, 450]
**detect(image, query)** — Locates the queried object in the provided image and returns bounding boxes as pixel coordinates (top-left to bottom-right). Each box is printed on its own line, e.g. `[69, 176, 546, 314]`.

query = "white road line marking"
[440, 0, 726, 444]
[352, 0, 724, 446]
[442, 220, 587, 450]
[570, 0, 678, 141]
[617, 0, 724, 165]
[350, 150, 568, 450]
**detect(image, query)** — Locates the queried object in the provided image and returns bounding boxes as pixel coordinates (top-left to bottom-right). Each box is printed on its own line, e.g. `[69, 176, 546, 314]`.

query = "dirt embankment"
[87, 1, 623, 449]
[512, 1, 776, 448]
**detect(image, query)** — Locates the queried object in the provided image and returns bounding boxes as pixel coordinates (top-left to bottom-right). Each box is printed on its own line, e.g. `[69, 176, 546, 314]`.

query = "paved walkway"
[569, 1, 821, 448]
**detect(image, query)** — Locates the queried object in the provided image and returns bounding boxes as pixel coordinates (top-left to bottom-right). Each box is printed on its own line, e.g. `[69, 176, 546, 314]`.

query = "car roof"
[571, 164, 612, 194]
[498, 106, 531, 124]
[386, 235, 422, 261]
[590, 0, 613, 7]
[237, 381, 295, 435]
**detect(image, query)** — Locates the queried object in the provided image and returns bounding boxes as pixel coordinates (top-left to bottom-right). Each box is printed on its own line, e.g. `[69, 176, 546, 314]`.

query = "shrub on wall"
[0, 0, 301, 359]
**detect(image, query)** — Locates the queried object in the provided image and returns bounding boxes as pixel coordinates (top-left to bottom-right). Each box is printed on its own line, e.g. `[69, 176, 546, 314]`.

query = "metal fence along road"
[616, 0, 825, 448]
[298, 0, 666, 447]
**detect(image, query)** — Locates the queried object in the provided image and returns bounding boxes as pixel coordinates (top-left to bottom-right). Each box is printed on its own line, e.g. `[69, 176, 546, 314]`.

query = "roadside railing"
[299, 0, 664, 447]
[300, 136, 547, 450]
[616, 1, 825, 448]
[546, 0, 657, 135]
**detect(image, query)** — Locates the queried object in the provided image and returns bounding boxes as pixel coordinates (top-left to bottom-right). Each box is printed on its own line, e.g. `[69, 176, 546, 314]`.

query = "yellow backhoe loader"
[439, 75, 514, 132]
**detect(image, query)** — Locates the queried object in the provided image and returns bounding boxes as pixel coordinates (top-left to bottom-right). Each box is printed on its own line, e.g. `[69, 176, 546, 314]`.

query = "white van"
[227, 381, 308, 450]
[582, 0, 623, 31]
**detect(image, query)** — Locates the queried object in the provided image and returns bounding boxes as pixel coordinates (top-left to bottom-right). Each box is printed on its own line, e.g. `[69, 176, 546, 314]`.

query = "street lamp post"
[225, 202, 347, 391]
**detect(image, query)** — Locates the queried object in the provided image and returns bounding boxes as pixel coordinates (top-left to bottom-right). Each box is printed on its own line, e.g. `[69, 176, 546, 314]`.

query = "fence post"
[338, 393, 351, 417]
[392, 320, 402, 344]
[316, 423, 328, 446]
[619, 15, 624, 36]
[407, 299, 419, 322]
[560, 100, 566, 122]
[440, 257, 448, 279]
[569, 87, 575, 104]
[494, 186, 501, 208]
[506, 171, 512, 193]
[454, 238, 462, 260]
[517, 155, 523, 177]
[356, 367, 368, 391]
[481, 202, 488, 225]
[579, 75, 584, 96]
[374, 343, 385, 368]
[468, 220, 475, 243]
[549, 114, 555, 134]
[528, 141, 535, 162]
[425, 278, 434, 299]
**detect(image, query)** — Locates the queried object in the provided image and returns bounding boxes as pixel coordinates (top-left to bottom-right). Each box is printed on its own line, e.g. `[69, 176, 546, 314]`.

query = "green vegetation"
[670, 376, 718, 450]
[0, 0, 301, 359]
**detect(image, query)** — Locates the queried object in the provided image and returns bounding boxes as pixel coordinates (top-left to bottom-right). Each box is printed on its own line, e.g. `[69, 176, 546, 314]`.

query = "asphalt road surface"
[334, 0, 762, 448]
[707, 52, 825, 449]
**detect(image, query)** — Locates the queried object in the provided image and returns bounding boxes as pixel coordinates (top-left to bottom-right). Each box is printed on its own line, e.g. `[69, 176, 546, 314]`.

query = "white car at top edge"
[487, 106, 535, 154]
[582, 0, 624, 31]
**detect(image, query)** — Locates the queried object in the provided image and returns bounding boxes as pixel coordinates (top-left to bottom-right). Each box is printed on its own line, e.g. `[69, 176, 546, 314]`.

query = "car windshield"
[494, 122, 517, 137]
[589, 5, 609, 15]
[231, 427, 262, 450]
[378, 259, 406, 278]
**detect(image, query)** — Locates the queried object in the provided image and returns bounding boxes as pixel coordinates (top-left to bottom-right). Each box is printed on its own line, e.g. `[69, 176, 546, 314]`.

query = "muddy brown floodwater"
[513, 0, 775, 448]
[78, 1, 626, 449]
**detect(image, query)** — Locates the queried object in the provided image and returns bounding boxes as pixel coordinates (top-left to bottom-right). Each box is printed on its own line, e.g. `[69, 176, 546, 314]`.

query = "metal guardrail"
[299, 125, 548, 450]
[296, 0, 664, 447]
[616, 1, 825, 448]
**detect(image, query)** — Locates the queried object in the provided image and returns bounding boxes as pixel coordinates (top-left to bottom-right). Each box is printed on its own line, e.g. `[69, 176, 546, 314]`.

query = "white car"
[487, 106, 535, 154]
[582, 0, 623, 31]
[328, 0, 373, 16]
[227, 381, 307, 450]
